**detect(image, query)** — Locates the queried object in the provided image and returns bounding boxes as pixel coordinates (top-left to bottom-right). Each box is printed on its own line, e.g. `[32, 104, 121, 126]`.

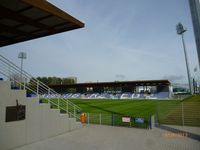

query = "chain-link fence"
[77, 113, 152, 129]
[156, 102, 200, 127]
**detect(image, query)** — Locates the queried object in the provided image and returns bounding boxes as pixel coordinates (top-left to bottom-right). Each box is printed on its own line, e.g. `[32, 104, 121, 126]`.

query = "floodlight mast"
[18, 52, 27, 89]
[176, 23, 192, 94]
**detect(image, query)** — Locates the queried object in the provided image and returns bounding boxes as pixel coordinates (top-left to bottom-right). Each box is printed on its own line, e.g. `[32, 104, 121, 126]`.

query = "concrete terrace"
[14, 124, 200, 150]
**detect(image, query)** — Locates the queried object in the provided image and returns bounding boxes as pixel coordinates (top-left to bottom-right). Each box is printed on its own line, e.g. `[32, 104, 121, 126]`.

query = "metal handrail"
[0, 54, 81, 120]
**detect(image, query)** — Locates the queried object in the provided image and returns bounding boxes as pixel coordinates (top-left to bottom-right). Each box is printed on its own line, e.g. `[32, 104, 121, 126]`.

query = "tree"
[35, 76, 77, 85]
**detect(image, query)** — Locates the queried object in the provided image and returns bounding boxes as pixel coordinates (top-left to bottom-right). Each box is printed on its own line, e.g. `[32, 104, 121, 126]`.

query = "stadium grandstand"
[48, 80, 172, 99]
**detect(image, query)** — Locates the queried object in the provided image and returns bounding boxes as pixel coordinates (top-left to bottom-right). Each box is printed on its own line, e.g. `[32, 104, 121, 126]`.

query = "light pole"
[18, 52, 27, 89]
[176, 23, 192, 94]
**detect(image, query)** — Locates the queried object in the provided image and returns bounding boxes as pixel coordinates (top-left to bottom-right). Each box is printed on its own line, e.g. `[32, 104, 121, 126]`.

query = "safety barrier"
[156, 101, 200, 126]
[78, 112, 152, 129]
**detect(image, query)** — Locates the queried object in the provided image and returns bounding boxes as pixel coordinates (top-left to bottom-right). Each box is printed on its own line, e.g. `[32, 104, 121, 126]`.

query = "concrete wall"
[0, 81, 81, 150]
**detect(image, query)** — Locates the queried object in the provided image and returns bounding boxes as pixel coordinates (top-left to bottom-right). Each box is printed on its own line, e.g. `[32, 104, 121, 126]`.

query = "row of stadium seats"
[41, 92, 169, 99]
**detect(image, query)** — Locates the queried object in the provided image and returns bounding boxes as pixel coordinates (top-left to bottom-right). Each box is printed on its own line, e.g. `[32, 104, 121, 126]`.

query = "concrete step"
[39, 103, 50, 109]
[0, 120, 26, 150]
[25, 100, 41, 144]
[49, 109, 61, 137]
[26, 97, 39, 104]
[39, 103, 51, 140]
[75, 121, 82, 129]
[60, 114, 69, 133]
[0, 89, 26, 106]
[68, 118, 76, 131]
[0, 80, 11, 93]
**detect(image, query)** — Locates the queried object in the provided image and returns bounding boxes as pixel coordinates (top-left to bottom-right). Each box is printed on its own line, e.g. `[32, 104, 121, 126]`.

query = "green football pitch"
[44, 95, 200, 118]
[69, 95, 200, 126]
[69, 99, 179, 117]
[43, 95, 200, 127]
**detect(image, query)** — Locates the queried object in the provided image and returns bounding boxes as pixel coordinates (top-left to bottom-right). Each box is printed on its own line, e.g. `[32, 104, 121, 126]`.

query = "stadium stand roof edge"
[0, 0, 84, 47]
[49, 80, 171, 88]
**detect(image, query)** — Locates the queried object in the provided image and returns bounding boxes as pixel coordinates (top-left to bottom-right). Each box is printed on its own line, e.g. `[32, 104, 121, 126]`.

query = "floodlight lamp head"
[176, 23, 186, 35]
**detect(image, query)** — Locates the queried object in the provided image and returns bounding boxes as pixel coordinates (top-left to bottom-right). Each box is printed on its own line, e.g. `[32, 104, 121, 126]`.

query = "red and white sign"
[122, 117, 131, 123]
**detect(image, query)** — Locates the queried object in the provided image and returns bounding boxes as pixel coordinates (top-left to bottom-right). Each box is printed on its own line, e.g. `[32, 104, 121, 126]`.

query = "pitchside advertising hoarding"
[135, 118, 144, 123]
[122, 117, 145, 123]
[122, 117, 131, 123]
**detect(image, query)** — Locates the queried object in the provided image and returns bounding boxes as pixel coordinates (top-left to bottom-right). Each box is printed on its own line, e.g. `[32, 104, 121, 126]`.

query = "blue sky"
[0, 0, 199, 83]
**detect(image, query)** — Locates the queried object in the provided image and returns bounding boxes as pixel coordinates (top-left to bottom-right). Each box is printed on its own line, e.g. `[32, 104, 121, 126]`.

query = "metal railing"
[0, 54, 81, 120]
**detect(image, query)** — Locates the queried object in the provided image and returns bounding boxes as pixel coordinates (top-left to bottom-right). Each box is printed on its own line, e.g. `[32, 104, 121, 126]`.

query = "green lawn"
[68, 99, 180, 117]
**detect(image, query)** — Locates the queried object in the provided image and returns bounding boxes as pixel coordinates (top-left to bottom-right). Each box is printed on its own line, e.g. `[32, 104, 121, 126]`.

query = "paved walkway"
[156, 124, 200, 141]
[15, 125, 200, 150]
[164, 125, 200, 135]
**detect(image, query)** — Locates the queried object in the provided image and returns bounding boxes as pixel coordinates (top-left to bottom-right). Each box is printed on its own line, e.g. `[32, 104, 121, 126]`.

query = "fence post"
[66, 100, 68, 113]
[74, 105, 76, 118]
[87, 113, 90, 124]
[149, 115, 155, 129]
[111, 113, 114, 126]
[65, 100, 67, 113]
[181, 103, 184, 126]
[99, 113, 101, 125]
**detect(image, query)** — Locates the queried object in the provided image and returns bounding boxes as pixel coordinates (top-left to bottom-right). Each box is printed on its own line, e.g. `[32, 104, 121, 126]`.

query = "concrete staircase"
[0, 80, 82, 150]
